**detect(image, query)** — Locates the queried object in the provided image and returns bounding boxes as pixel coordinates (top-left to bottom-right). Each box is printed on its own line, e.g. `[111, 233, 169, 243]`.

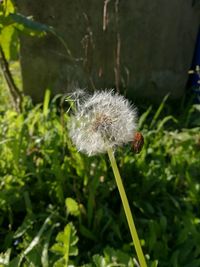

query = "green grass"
[0, 89, 200, 267]
[1, 1, 199, 265]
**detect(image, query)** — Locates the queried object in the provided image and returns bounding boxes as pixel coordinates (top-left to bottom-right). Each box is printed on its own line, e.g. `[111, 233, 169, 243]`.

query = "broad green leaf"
[2, 0, 15, 16]
[53, 258, 65, 267]
[65, 197, 80, 217]
[0, 25, 18, 60]
[51, 222, 78, 266]
[92, 255, 107, 267]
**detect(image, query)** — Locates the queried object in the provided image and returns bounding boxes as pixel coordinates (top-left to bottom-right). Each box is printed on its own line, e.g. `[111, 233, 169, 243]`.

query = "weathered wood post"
[15, 0, 199, 102]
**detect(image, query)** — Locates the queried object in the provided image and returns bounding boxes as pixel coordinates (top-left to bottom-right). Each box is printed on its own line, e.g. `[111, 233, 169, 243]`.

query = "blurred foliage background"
[0, 0, 200, 266]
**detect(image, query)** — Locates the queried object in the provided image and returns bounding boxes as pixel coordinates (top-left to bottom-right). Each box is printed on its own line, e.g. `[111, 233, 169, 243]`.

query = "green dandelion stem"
[107, 148, 147, 267]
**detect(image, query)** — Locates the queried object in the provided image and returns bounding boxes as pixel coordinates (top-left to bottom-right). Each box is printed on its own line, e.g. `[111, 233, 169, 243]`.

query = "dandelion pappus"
[132, 131, 144, 154]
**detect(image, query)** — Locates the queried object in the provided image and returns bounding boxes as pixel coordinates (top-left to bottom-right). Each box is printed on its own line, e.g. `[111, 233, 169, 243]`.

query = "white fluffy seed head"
[68, 90, 137, 156]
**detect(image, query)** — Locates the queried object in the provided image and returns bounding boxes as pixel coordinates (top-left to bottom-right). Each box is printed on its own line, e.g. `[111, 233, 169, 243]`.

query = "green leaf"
[7, 256, 21, 267]
[0, 249, 11, 266]
[8, 13, 52, 36]
[65, 198, 80, 217]
[53, 258, 65, 267]
[51, 222, 79, 266]
[2, 0, 15, 16]
[14, 215, 35, 239]
[0, 24, 19, 60]
[92, 255, 107, 267]
[150, 260, 159, 267]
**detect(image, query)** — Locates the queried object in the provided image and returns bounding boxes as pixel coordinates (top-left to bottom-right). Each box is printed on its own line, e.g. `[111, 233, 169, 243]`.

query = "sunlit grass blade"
[43, 89, 51, 117]
[138, 105, 152, 129]
[41, 225, 57, 267]
[150, 94, 169, 129]
[18, 215, 52, 267]
[156, 115, 177, 131]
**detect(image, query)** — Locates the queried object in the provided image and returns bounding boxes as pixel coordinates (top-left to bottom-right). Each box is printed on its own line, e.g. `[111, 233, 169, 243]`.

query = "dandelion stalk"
[68, 89, 147, 266]
[107, 147, 147, 267]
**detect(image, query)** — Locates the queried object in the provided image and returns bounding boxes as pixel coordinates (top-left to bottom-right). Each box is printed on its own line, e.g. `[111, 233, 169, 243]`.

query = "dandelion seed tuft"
[68, 90, 137, 156]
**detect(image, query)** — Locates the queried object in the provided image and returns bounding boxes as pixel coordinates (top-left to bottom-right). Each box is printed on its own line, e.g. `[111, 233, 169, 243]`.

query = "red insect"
[132, 131, 144, 154]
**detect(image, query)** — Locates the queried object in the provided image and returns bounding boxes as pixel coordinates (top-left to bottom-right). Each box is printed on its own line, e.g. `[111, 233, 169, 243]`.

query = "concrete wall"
[16, 0, 200, 102]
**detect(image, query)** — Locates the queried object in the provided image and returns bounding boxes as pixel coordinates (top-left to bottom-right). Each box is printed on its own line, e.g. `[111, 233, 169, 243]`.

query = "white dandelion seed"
[68, 90, 137, 156]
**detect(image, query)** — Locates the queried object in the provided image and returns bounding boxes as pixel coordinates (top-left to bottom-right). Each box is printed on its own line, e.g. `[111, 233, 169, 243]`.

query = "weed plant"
[0, 92, 200, 267]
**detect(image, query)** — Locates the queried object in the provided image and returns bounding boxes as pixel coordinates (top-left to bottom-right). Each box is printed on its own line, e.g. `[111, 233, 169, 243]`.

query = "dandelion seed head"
[68, 90, 137, 156]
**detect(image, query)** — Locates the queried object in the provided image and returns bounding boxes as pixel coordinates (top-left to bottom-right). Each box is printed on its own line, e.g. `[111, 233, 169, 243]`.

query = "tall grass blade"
[138, 106, 152, 129]
[18, 215, 52, 267]
[150, 94, 169, 128]
[41, 225, 56, 267]
[43, 89, 51, 117]
[157, 115, 177, 131]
